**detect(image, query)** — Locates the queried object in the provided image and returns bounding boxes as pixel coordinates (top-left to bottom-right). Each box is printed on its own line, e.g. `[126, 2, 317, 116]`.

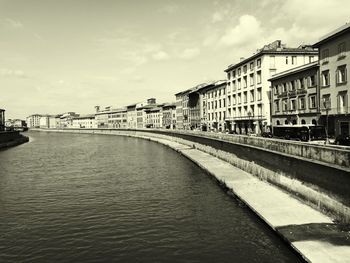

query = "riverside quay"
[3, 2, 350, 263]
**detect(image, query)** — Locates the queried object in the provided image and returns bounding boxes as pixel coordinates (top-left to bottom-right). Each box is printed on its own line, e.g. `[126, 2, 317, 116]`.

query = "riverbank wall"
[31, 128, 350, 223]
[0, 131, 29, 150]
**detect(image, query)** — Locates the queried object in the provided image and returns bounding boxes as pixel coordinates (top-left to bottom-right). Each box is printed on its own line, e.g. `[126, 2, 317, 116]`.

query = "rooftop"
[313, 23, 350, 47]
[225, 40, 318, 72]
[268, 61, 319, 81]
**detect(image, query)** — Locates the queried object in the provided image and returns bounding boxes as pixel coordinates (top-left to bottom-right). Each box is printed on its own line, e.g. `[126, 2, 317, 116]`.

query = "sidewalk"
[145, 136, 350, 263]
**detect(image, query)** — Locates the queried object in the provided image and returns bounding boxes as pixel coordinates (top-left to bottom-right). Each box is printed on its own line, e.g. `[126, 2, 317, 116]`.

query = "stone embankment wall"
[0, 131, 29, 150]
[32, 128, 350, 222]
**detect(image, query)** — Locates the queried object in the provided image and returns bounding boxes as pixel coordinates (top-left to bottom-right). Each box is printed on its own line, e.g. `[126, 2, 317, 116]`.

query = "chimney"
[240, 57, 245, 62]
[94, 106, 100, 113]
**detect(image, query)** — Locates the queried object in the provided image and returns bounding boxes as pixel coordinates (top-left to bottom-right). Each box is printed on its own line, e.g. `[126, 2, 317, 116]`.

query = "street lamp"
[247, 110, 252, 135]
[323, 97, 331, 144]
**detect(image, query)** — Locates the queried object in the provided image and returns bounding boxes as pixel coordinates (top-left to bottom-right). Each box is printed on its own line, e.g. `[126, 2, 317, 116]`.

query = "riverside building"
[162, 103, 176, 129]
[72, 114, 97, 129]
[26, 114, 42, 128]
[205, 80, 227, 131]
[313, 23, 350, 137]
[269, 61, 320, 126]
[225, 40, 318, 134]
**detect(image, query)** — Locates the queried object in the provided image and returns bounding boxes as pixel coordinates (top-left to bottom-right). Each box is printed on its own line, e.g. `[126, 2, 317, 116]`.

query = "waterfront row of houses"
[26, 23, 350, 137]
[26, 98, 177, 130]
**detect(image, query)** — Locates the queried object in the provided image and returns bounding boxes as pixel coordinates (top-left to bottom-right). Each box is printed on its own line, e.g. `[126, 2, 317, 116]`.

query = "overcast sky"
[1, 0, 349, 119]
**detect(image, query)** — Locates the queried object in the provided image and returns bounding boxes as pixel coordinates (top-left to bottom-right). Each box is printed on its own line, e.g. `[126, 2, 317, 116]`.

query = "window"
[322, 94, 331, 110]
[232, 70, 236, 78]
[274, 85, 279, 95]
[282, 99, 288, 111]
[285, 56, 289, 64]
[227, 72, 231, 80]
[257, 88, 262, 101]
[299, 97, 305, 110]
[257, 71, 262, 84]
[238, 68, 241, 76]
[243, 76, 247, 88]
[238, 93, 241, 104]
[274, 100, 280, 112]
[282, 83, 287, 92]
[322, 49, 329, 62]
[243, 65, 247, 74]
[309, 56, 314, 63]
[337, 91, 348, 113]
[322, 70, 330, 86]
[290, 99, 296, 111]
[338, 42, 346, 58]
[223, 98, 226, 107]
[292, 56, 297, 65]
[257, 59, 261, 68]
[309, 95, 317, 108]
[299, 78, 304, 89]
[336, 65, 347, 84]
[238, 79, 241, 90]
[250, 62, 254, 70]
[250, 90, 255, 102]
[250, 74, 254, 86]
[308, 75, 316, 87]
[257, 105, 262, 116]
[244, 91, 247, 103]
[228, 96, 231, 106]
[290, 81, 295, 91]
[233, 95, 236, 105]
[232, 80, 236, 91]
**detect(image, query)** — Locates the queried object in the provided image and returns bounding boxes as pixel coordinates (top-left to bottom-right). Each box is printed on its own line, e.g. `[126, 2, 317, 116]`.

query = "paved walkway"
[143, 136, 350, 263]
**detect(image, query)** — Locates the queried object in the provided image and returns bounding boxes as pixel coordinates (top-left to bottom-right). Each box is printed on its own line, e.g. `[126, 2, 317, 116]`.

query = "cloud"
[0, 18, 23, 29]
[152, 50, 170, 61]
[158, 4, 179, 14]
[0, 68, 27, 78]
[179, 47, 200, 60]
[220, 15, 262, 46]
[212, 11, 223, 23]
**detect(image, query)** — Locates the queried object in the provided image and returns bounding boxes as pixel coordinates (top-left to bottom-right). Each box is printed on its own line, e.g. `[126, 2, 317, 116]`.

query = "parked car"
[335, 134, 350, 146]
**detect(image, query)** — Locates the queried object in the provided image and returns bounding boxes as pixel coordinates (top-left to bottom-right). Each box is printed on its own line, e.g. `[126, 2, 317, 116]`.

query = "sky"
[1, 0, 349, 119]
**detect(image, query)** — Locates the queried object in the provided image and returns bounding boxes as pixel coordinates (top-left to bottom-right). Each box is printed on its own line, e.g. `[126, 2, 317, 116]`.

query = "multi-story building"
[175, 92, 184, 129]
[136, 98, 157, 128]
[48, 115, 61, 129]
[205, 81, 227, 131]
[72, 114, 97, 128]
[162, 103, 176, 129]
[60, 112, 79, 128]
[26, 114, 42, 128]
[39, 115, 50, 128]
[269, 61, 320, 126]
[0, 109, 5, 130]
[108, 108, 128, 128]
[126, 104, 138, 129]
[225, 40, 318, 134]
[313, 23, 350, 137]
[145, 107, 163, 128]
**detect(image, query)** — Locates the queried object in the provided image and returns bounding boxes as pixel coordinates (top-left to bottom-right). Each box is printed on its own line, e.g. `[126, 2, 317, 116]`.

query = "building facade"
[313, 23, 350, 137]
[175, 92, 184, 129]
[205, 81, 227, 131]
[26, 114, 42, 128]
[269, 61, 320, 126]
[72, 114, 97, 128]
[162, 103, 176, 129]
[225, 40, 318, 134]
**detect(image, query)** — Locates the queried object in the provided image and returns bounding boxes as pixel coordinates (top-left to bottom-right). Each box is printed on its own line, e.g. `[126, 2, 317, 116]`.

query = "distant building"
[269, 61, 320, 126]
[95, 107, 127, 128]
[126, 103, 138, 129]
[162, 103, 176, 129]
[136, 98, 157, 128]
[225, 40, 318, 134]
[175, 92, 184, 129]
[26, 114, 42, 128]
[60, 112, 79, 128]
[48, 115, 61, 129]
[39, 115, 50, 128]
[204, 81, 227, 132]
[0, 109, 4, 130]
[146, 107, 163, 128]
[313, 23, 350, 137]
[72, 114, 97, 128]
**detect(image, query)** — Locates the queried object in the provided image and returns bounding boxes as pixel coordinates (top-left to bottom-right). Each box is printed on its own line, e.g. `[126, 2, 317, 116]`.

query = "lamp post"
[247, 110, 252, 135]
[323, 98, 331, 144]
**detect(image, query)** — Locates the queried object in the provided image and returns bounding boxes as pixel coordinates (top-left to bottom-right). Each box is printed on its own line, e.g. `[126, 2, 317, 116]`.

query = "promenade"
[143, 135, 350, 263]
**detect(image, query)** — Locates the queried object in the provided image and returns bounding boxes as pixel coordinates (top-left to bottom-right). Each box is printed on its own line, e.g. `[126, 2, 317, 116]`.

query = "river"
[0, 131, 302, 262]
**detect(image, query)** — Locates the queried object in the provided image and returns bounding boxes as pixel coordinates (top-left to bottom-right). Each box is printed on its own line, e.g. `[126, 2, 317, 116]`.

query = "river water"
[0, 131, 302, 262]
